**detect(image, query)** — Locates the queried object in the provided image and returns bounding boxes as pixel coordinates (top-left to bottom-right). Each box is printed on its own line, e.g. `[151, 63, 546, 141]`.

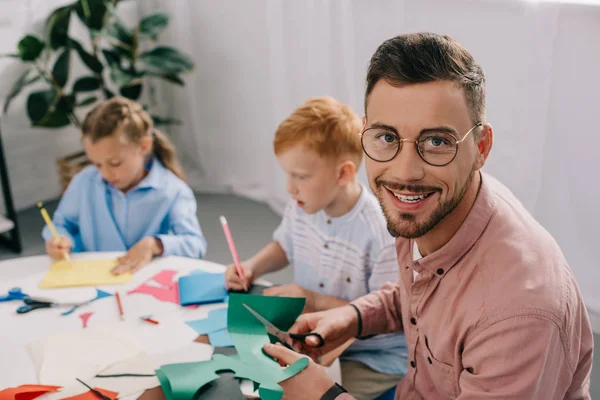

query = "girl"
[43, 97, 207, 274]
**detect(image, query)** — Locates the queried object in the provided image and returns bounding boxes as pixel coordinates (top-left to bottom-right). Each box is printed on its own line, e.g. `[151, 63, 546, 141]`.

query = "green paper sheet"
[227, 293, 306, 360]
[156, 294, 309, 400]
[157, 355, 308, 400]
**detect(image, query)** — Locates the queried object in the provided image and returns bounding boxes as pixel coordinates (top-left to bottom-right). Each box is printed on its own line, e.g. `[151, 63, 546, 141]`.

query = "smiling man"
[263, 33, 594, 400]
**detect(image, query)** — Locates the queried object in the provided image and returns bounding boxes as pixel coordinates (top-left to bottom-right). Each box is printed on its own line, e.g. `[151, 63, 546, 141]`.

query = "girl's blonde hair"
[81, 96, 185, 180]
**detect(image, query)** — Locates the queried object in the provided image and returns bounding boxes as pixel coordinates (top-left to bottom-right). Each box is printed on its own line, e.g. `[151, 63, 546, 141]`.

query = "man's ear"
[474, 123, 493, 170]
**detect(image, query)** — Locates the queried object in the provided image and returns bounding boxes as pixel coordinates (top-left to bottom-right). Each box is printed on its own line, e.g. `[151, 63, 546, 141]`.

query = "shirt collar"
[321, 182, 369, 224]
[401, 172, 497, 277]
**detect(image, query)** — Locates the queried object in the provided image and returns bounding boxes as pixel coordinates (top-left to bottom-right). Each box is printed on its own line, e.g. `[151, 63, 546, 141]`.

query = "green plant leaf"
[70, 38, 103, 73]
[139, 46, 194, 74]
[74, 0, 108, 31]
[45, 5, 72, 49]
[76, 95, 98, 107]
[17, 35, 45, 61]
[139, 12, 169, 40]
[152, 115, 183, 126]
[155, 73, 184, 86]
[102, 49, 120, 67]
[73, 76, 101, 92]
[105, 19, 134, 59]
[28, 90, 74, 127]
[27, 89, 58, 123]
[3, 68, 40, 113]
[120, 83, 142, 100]
[103, 88, 115, 99]
[52, 48, 71, 88]
[110, 65, 136, 87]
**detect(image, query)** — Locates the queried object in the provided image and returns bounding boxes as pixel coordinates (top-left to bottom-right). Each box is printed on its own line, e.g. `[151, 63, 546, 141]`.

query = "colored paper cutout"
[157, 354, 307, 400]
[39, 260, 132, 289]
[128, 270, 179, 303]
[185, 308, 228, 335]
[79, 312, 93, 328]
[62, 290, 112, 316]
[61, 387, 118, 400]
[156, 294, 308, 400]
[207, 329, 233, 347]
[178, 273, 228, 306]
[0, 384, 61, 400]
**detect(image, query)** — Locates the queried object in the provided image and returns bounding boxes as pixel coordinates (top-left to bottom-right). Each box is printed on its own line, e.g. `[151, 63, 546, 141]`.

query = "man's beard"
[375, 168, 475, 239]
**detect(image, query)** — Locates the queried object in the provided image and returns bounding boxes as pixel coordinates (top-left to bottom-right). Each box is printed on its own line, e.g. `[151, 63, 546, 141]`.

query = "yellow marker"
[38, 202, 71, 262]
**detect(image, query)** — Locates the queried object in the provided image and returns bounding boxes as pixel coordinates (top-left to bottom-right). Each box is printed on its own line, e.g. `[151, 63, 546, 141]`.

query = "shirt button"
[319, 283, 324, 288]
[410, 360, 416, 368]
[327, 219, 332, 224]
[324, 243, 329, 249]
[437, 268, 444, 275]
[410, 317, 416, 325]
[346, 277, 351, 283]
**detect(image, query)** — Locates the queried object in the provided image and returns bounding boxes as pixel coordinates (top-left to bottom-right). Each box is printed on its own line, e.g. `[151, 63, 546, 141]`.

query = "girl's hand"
[45, 237, 72, 260]
[111, 237, 163, 275]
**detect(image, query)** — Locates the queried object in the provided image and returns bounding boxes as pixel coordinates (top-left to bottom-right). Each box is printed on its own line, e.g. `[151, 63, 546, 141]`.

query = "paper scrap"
[128, 270, 179, 303]
[28, 323, 145, 386]
[62, 289, 112, 316]
[178, 273, 228, 306]
[207, 328, 233, 347]
[79, 312, 93, 328]
[0, 384, 61, 400]
[185, 308, 228, 335]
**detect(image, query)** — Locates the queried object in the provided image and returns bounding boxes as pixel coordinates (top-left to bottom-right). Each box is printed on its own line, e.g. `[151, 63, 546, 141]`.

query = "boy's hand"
[112, 237, 163, 275]
[264, 283, 306, 298]
[224, 260, 255, 291]
[264, 284, 314, 312]
[45, 237, 72, 260]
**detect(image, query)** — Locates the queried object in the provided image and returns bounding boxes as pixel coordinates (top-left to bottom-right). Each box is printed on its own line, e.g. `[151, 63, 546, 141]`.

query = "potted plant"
[2, 0, 193, 191]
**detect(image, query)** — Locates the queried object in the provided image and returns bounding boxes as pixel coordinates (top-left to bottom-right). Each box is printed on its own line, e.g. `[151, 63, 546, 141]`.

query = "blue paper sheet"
[185, 307, 228, 335]
[178, 272, 228, 306]
[208, 328, 233, 347]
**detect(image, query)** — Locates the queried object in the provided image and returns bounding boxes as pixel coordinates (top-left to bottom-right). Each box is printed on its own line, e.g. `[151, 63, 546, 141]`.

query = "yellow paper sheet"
[39, 259, 132, 289]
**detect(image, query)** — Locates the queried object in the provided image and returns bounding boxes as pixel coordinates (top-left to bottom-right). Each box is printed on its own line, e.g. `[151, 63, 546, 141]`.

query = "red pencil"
[141, 316, 159, 325]
[115, 291, 124, 321]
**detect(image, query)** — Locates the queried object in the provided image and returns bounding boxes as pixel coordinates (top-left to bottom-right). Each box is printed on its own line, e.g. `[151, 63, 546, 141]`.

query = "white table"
[0, 252, 340, 397]
[0, 252, 248, 391]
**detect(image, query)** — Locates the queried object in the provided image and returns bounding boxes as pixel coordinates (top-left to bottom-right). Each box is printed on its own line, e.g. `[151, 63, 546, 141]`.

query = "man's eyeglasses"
[359, 123, 482, 166]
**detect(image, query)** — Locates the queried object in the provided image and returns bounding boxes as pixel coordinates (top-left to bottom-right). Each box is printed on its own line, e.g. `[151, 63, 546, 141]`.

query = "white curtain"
[146, 0, 600, 326]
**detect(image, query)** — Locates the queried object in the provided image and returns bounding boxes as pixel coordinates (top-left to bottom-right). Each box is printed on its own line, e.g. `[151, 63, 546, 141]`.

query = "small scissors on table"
[243, 303, 324, 350]
[17, 297, 85, 314]
[0, 287, 28, 302]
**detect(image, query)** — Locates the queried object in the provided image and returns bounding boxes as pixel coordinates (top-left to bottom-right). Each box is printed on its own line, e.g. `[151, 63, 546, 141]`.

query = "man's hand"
[45, 237, 72, 260]
[263, 343, 335, 400]
[224, 260, 256, 291]
[111, 237, 162, 275]
[289, 305, 359, 362]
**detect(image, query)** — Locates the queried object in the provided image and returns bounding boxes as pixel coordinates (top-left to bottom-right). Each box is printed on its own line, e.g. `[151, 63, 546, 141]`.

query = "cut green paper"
[156, 294, 308, 400]
[157, 355, 308, 400]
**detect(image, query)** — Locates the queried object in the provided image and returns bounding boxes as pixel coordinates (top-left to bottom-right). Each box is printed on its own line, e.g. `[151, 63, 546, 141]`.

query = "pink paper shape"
[127, 269, 179, 303]
[79, 312, 93, 328]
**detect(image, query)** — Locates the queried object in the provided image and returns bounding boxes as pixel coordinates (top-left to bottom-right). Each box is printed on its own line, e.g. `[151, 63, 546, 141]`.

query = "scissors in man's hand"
[243, 303, 325, 349]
